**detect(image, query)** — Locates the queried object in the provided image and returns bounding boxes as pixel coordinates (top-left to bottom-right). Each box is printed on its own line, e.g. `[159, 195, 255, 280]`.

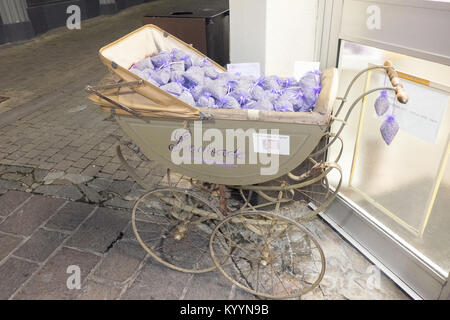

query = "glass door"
[316, 0, 450, 299]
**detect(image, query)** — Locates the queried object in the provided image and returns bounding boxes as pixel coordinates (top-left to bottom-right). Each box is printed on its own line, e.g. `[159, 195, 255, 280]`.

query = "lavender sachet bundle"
[129, 49, 322, 111]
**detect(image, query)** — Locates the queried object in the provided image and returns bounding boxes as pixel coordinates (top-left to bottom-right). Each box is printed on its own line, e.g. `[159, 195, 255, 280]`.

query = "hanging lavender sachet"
[374, 90, 390, 116]
[380, 115, 399, 145]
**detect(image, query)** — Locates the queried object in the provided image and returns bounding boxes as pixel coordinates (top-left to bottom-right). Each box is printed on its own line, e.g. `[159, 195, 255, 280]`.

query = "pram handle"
[384, 61, 409, 104]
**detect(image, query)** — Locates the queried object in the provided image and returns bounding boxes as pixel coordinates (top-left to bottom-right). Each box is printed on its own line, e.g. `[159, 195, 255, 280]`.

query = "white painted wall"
[229, 0, 267, 73]
[230, 0, 319, 77]
[265, 0, 318, 76]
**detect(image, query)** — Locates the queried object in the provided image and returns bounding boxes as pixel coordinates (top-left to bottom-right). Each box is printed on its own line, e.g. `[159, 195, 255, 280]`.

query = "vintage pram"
[87, 25, 408, 299]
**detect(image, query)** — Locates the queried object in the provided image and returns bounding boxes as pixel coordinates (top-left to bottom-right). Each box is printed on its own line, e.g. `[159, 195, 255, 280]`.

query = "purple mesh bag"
[380, 115, 400, 145]
[251, 85, 266, 101]
[160, 82, 183, 96]
[204, 67, 219, 80]
[218, 96, 240, 109]
[374, 90, 390, 116]
[148, 68, 171, 85]
[170, 70, 185, 85]
[170, 61, 185, 73]
[133, 57, 154, 71]
[202, 83, 228, 100]
[296, 71, 321, 110]
[178, 90, 196, 106]
[182, 66, 205, 88]
[190, 85, 204, 100]
[260, 76, 282, 92]
[170, 48, 185, 62]
[150, 52, 171, 68]
[253, 98, 274, 111]
[196, 94, 216, 108]
[229, 89, 251, 106]
[274, 99, 294, 112]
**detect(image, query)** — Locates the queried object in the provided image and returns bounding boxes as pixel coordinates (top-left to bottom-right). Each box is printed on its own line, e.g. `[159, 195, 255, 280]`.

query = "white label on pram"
[253, 133, 290, 155]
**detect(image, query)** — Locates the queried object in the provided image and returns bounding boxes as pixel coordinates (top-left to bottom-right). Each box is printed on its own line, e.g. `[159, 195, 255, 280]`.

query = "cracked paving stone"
[63, 173, 92, 185]
[88, 177, 113, 192]
[43, 172, 65, 184]
[46, 201, 95, 231]
[78, 184, 103, 203]
[107, 180, 134, 195]
[94, 241, 146, 283]
[0, 258, 39, 300]
[65, 207, 129, 253]
[13, 247, 101, 300]
[33, 169, 49, 183]
[35, 184, 83, 201]
[14, 228, 68, 263]
[104, 197, 134, 209]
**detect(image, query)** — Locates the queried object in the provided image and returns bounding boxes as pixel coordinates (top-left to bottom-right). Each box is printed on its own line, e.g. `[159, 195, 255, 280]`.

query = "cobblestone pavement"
[0, 190, 408, 300]
[0, 2, 409, 300]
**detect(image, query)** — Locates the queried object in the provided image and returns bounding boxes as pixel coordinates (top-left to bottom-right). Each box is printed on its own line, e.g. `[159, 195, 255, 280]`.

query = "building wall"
[229, 0, 266, 73]
[229, 0, 319, 77]
[0, 0, 155, 45]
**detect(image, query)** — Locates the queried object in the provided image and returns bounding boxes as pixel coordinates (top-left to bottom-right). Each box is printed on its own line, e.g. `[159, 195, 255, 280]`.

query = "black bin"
[142, 0, 230, 66]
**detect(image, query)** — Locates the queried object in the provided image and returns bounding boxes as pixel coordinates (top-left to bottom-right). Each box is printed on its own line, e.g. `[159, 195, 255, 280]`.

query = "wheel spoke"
[133, 188, 219, 273]
[210, 211, 325, 299]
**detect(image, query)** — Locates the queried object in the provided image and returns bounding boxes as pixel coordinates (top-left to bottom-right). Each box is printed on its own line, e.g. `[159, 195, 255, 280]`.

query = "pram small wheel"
[132, 188, 222, 273]
[210, 211, 325, 299]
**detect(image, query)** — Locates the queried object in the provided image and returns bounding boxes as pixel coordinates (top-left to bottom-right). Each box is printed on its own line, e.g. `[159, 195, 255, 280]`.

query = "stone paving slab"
[65, 207, 129, 254]
[76, 280, 123, 300]
[13, 247, 101, 300]
[45, 201, 95, 232]
[0, 191, 31, 217]
[0, 257, 39, 300]
[14, 228, 68, 263]
[94, 241, 146, 284]
[182, 271, 235, 300]
[121, 260, 192, 300]
[0, 233, 23, 262]
[0, 196, 65, 236]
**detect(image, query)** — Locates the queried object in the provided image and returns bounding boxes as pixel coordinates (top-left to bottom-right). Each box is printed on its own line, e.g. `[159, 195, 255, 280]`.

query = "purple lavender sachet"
[178, 90, 196, 106]
[130, 49, 323, 113]
[218, 96, 240, 109]
[197, 94, 216, 108]
[149, 68, 171, 85]
[297, 71, 321, 109]
[380, 115, 399, 145]
[151, 51, 171, 68]
[160, 82, 183, 96]
[374, 90, 390, 116]
[183, 66, 205, 88]
[133, 57, 154, 71]
[274, 99, 294, 112]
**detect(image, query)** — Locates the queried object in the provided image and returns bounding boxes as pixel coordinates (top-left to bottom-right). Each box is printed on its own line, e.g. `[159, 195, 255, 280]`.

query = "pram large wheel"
[132, 188, 222, 273]
[210, 211, 325, 299]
